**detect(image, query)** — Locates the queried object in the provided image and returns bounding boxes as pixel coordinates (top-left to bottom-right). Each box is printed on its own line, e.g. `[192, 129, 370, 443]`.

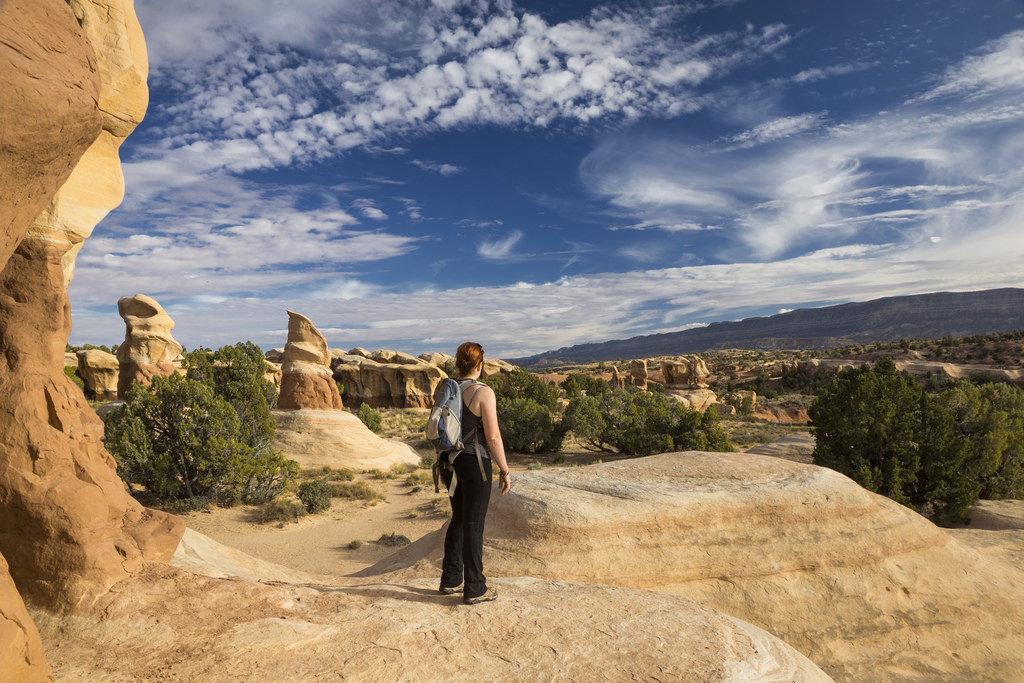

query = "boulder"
[277, 311, 343, 411]
[662, 356, 711, 387]
[75, 348, 119, 401]
[0, 0, 184, 616]
[263, 359, 282, 388]
[370, 349, 423, 365]
[64, 352, 79, 368]
[0, 552, 52, 681]
[334, 358, 446, 409]
[347, 346, 372, 358]
[666, 387, 719, 411]
[429, 453, 1024, 680]
[264, 347, 284, 363]
[115, 294, 185, 397]
[418, 352, 452, 367]
[271, 410, 421, 471]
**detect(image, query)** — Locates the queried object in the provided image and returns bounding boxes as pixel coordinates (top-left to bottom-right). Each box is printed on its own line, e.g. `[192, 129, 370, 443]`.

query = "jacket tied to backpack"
[426, 378, 489, 496]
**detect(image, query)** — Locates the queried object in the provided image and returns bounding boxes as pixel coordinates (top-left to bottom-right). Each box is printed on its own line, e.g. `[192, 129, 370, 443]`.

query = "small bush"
[64, 365, 85, 389]
[377, 531, 411, 547]
[405, 471, 430, 486]
[348, 539, 362, 549]
[368, 468, 396, 480]
[390, 462, 412, 475]
[297, 479, 332, 514]
[328, 481, 383, 501]
[259, 497, 306, 524]
[357, 403, 383, 433]
[419, 451, 437, 469]
[327, 467, 355, 481]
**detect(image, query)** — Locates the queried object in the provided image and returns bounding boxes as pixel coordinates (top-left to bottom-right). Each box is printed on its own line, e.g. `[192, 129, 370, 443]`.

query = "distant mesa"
[510, 288, 1024, 366]
[115, 293, 185, 398]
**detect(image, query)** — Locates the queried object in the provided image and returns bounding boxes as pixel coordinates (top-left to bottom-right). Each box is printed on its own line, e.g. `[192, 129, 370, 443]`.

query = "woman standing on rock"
[438, 341, 511, 605]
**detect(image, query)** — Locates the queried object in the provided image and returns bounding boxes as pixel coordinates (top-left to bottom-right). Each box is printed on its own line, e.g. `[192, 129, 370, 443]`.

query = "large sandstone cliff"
[0, 0, 183, 633]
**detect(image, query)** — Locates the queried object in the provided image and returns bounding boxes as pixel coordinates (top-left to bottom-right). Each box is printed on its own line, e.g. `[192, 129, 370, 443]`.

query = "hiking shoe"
[439, 584, 462, 595]
[463, 588, 498, 605]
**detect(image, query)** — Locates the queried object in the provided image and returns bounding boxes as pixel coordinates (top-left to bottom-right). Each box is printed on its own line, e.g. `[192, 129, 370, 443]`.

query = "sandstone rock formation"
[272, 410, 421, 470]
[0, 0, 184, 622]
[662, 355, 711, 387]
[382, 453, 1024, 680]
[75, 348, 119, 401]
[30, 556, 830, 681]
[629, 358, 648, 389]
[0, 555, 52, 681]
[418, 351, 452, 366]
[334, 357, 446, 409]
[115, 294, 185, 397]
[744, 431, 815, 464]
[263, 359, 282, 388]
[277, 311, 343, 410]
[666, 387, 719, 411]
[370, 349, 422, 365]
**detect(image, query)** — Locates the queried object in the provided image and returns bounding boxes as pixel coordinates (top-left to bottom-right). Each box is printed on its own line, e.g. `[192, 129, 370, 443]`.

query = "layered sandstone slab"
[115, 294, 185, 397]
[334, 357, 446, 409]
[32, 561, 830, 681]
[277, 311, 343, 410]
[662, 355, 711, 387]
[386, 453, 1024, 680]
[271, 410, 420, 470]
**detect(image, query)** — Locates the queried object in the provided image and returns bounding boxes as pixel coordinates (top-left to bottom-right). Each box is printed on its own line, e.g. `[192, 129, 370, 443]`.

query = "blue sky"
[68, 0, 1024, 357]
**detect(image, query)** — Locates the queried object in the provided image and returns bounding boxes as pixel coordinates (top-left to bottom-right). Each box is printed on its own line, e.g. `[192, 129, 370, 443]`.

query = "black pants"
[440, 451, 493, 599]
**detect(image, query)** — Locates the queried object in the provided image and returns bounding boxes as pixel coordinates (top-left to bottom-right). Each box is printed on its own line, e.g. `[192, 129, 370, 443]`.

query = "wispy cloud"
[477, 230, 524, 260]
[411, 159, 464, 176]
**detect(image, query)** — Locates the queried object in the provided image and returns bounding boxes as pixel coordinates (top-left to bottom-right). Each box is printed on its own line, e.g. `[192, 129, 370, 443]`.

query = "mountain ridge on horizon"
[509, 288, 1024, 367]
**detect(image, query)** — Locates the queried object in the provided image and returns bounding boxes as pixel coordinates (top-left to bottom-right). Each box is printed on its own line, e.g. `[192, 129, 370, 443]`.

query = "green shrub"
[328, 480, 383, 501]
[104, 343, 297, 506]
[419, 451, 438, 469]
[259, 497, 306, 524]
[297, 479, 332, 513]
[357, 403, 383, 433]
[810, 359, 1024, 524]
[497, 397, 566, 453]
[377, 531, 411, 546]
[349, 539, 363, 549]
[563, 388, 731, 457]
[499, 368, 559, 412]
[64, 365, 85, 389]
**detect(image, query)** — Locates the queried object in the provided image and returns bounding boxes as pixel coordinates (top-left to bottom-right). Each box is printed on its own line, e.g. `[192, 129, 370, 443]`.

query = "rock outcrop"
[662, 355, 711, 387]
[272, 410, 421, 470]
[31, 558, 831, 681]
[75, 348, 119, 401]
[385, 453, 1024, 680]
[334, 357, 446, 409]
[629, 358, 648, 389]
[781, 358, 1024, 388]
[0, 554, 52, 681]
[277, 311, 343, 410]
[115, 294, 185, 397]
[0, 0, 184, 621]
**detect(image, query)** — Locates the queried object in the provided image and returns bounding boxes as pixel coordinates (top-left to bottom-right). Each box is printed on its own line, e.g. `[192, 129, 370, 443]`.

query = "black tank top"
[460, 380, 489, 458]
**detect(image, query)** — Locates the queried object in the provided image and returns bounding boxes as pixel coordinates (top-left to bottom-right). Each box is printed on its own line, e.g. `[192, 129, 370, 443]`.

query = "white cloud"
[910, 29, 1024, 103]
[477, 230, 523, 259]
[411, 159, 464, 175]
[724, 111, 827, 149]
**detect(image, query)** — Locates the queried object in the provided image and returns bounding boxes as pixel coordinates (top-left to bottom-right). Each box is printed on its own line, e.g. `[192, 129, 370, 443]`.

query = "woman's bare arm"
[476, 385, 510, 494]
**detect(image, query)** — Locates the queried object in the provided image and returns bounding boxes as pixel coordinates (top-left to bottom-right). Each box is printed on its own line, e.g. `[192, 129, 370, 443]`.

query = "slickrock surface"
[375, 453, 1024, 681]
[948, 499, 1024, 568]
[115, 294, 185, 397]
[32, 559, 831, 682]
[0, 0, 183, 624]
[75, 348, 119, 400]
[271, 409, 421, 470]
[277, 311, 344, 410]
[744, 431, 815, 463]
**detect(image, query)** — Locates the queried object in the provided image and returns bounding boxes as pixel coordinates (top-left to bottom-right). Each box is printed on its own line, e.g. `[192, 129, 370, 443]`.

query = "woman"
[438, 341, 511, 605]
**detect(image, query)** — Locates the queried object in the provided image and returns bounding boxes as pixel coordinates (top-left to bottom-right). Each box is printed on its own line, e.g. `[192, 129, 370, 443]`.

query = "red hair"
[455, 341, 483, 377]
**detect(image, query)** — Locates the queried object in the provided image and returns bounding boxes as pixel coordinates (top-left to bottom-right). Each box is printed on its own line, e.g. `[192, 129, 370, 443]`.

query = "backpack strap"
[445, 380, 490, 494]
